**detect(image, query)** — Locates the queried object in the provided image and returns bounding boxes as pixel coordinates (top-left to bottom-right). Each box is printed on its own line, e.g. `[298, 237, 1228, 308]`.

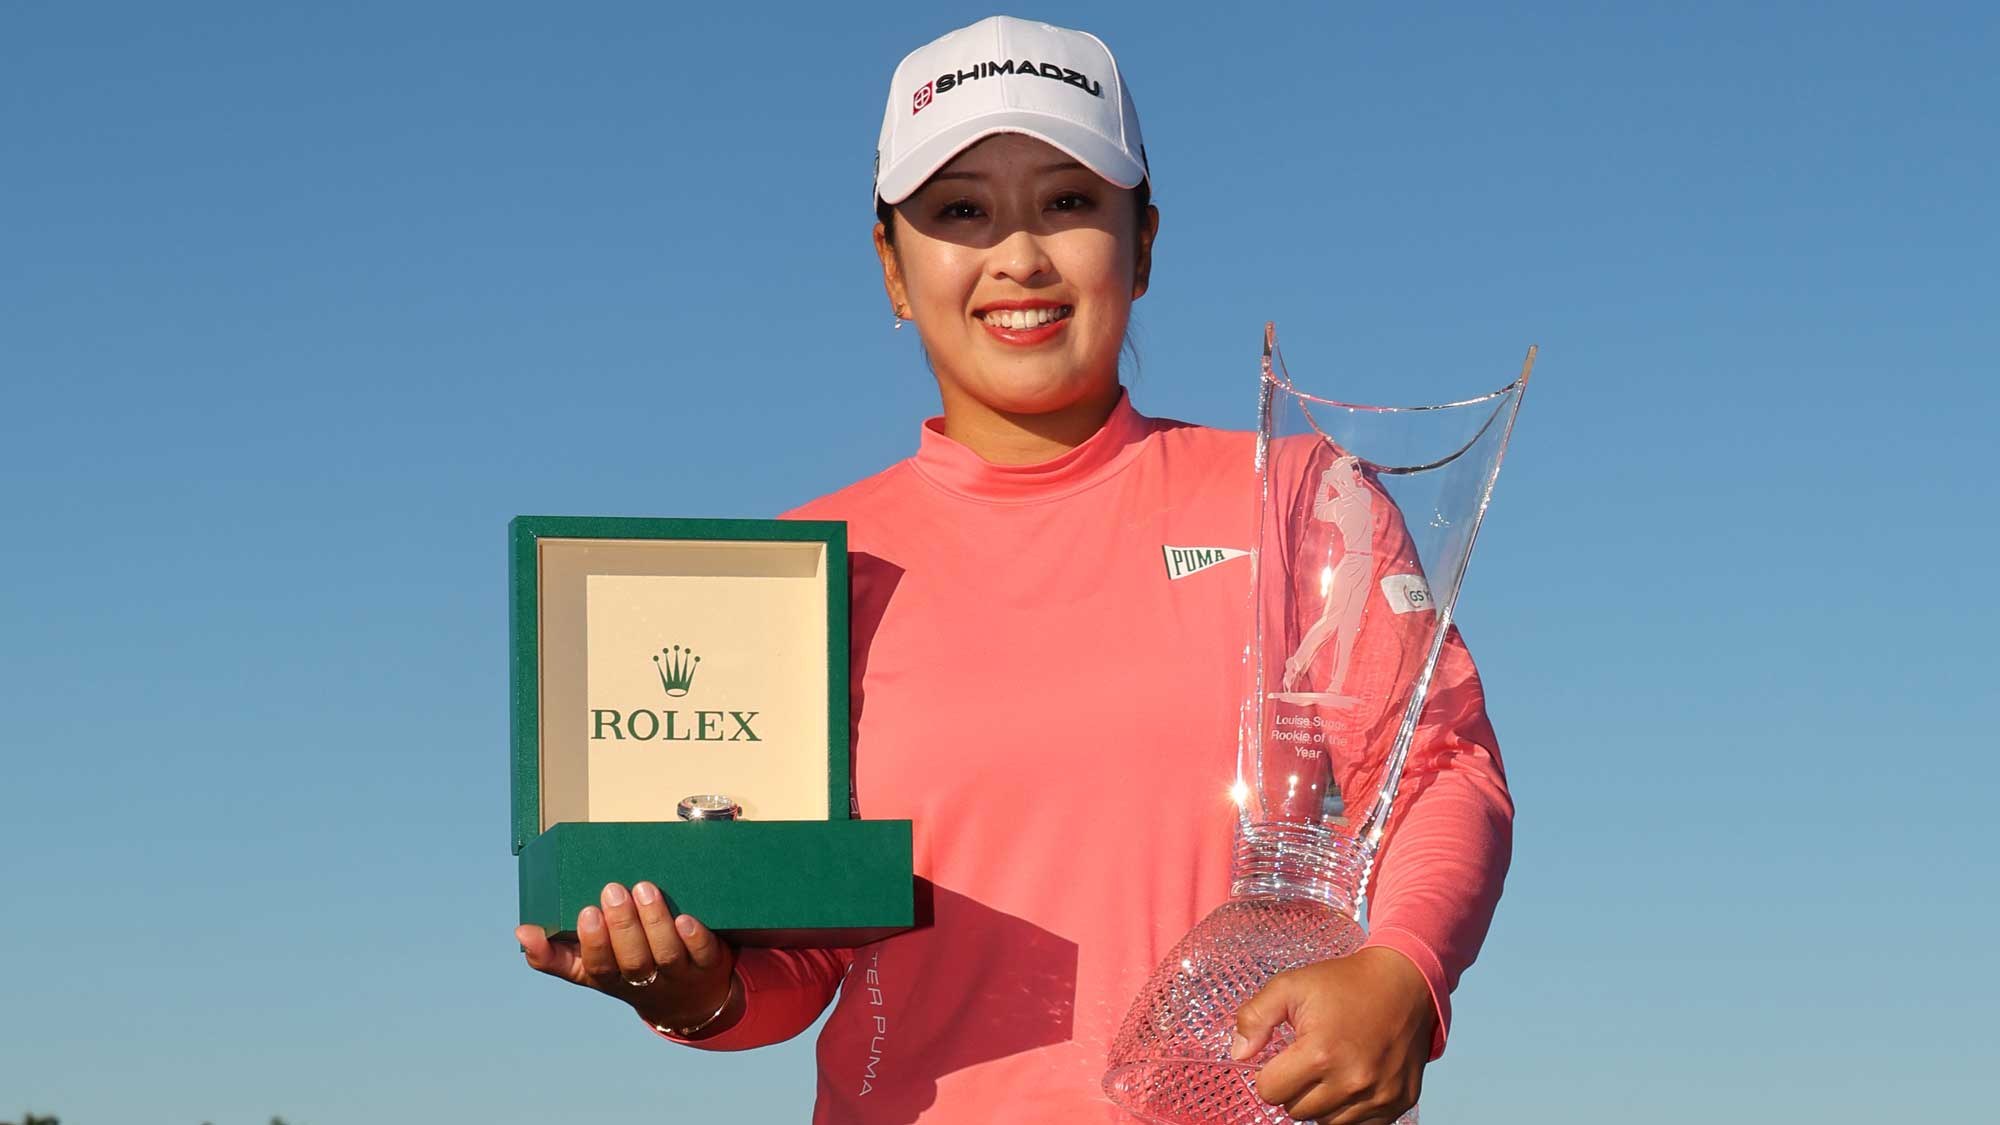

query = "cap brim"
[876, 109, 1147, 205]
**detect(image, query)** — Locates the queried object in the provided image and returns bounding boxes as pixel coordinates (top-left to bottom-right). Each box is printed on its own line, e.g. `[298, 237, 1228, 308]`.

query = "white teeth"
[984, 306, 1071, 329]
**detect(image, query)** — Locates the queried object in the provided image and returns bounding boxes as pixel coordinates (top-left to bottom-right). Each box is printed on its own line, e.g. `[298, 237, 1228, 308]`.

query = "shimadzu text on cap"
[873, 15, 1148, 206]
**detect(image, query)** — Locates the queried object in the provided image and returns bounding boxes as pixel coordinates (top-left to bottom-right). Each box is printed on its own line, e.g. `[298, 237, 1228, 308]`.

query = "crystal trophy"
[1102, 324, 1532, 1123]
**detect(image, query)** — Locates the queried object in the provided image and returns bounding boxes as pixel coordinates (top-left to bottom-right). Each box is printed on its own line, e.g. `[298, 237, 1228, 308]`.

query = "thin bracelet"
[653, 971, 740, 1039]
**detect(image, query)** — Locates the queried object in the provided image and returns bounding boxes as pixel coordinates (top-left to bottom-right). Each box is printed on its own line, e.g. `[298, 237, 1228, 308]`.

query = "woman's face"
[875, 133, 1159, 420]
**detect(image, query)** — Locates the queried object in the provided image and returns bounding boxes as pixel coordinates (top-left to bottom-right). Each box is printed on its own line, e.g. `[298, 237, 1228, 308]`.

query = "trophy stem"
[1229, 820, 1366, 922]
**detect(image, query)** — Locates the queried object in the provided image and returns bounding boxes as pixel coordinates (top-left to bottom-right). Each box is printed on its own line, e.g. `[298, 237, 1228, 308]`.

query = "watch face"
[678, 794, 741, 821]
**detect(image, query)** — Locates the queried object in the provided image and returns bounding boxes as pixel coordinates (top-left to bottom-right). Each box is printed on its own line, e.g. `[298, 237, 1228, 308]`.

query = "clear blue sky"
[3, 2, 1994, 1121]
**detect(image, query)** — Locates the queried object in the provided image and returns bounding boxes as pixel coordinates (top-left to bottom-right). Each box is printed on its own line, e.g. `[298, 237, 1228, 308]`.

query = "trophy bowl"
[1104, 826, 1369, 1124]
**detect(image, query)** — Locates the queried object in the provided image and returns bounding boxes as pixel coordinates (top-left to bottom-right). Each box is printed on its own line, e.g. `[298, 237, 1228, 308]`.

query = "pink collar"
[909, 387, 1153, 504]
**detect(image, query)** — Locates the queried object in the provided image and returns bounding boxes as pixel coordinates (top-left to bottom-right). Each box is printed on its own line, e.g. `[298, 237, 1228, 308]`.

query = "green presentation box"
[510, 515, 914, 947]
[518, 820, 915, 945]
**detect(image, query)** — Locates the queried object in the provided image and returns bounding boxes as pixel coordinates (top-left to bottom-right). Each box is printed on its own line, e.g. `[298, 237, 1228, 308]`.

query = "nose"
[987, 227, 1054, 286]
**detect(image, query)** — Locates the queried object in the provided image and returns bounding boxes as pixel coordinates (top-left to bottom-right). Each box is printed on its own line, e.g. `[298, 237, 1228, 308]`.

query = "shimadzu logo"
[1162, 545, 1249, 581]
[589, 643, 761, 744]
[912, 57, 1106, 114]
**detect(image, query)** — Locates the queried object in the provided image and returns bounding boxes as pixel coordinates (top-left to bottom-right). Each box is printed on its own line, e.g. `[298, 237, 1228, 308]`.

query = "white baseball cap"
[874, 15, 1148, 206]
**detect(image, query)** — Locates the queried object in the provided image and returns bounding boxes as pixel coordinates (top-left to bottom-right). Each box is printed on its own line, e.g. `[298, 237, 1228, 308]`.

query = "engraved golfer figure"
[1282, 455, 1375, 698]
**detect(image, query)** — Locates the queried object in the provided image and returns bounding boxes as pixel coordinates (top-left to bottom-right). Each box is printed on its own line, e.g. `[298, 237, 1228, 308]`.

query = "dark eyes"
[935, 192, 1095, 221]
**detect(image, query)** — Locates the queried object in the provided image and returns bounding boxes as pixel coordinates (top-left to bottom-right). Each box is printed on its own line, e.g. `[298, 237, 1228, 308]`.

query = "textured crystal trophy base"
[1103, 823, 1416, 1124]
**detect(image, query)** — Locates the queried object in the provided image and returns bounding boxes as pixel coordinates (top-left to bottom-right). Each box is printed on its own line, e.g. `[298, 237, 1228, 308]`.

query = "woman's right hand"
[514, 880, 742, 1037]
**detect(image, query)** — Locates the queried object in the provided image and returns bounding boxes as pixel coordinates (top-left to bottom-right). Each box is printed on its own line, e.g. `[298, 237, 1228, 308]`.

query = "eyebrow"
[926, 161, 1087, 182]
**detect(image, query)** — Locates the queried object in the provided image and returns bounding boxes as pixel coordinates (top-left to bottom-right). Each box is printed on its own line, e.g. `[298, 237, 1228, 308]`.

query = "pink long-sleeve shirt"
[657, 390, 1513, 1122]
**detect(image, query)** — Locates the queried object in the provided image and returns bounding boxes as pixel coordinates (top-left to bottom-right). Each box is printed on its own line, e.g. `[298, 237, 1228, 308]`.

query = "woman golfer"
[514, 16, 1512, 1124]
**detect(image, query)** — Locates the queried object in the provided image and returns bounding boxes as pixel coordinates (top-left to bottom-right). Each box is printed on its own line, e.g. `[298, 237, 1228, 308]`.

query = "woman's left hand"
[1229, 946, 1437, 1124]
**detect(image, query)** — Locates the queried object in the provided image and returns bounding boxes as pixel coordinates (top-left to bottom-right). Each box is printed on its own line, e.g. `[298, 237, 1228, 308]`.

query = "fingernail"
[578, 907, 600, 929]
[675, 915, 699, 938]
[633, 883, 657, 905]
[604, 884, 628, 907]
[1230, 1032, 1251, 1060]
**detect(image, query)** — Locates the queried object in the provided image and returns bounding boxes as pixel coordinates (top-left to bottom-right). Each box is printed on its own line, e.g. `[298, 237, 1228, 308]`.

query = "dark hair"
[876, 177, 1153, 246]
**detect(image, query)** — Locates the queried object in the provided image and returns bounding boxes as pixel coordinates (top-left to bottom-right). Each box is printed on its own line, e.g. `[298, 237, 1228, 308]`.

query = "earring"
[893, 317, 903, 331]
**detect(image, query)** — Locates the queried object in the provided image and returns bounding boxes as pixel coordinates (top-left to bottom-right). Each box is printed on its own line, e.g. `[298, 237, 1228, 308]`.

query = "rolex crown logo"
[652, 645, 701, 697]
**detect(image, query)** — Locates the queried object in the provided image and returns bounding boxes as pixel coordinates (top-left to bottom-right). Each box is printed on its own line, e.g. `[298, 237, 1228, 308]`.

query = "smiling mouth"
[976, 305, 1074, 330]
